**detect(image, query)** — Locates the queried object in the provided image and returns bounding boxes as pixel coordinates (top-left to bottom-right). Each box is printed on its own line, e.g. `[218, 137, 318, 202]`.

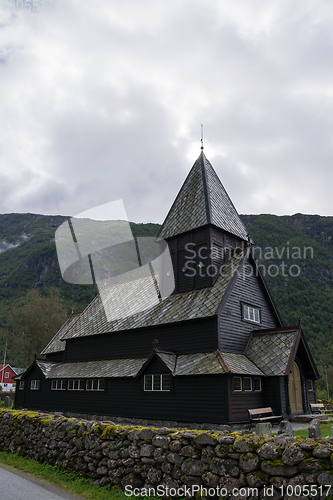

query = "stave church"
[14, 150, 319, 423]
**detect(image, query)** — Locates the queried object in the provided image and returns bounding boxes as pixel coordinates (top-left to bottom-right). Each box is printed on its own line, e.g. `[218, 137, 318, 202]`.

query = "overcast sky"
[1, 0, 333, 224]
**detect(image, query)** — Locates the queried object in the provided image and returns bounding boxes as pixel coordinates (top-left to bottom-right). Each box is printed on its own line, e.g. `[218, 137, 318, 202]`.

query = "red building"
[0, 365, 18, 392]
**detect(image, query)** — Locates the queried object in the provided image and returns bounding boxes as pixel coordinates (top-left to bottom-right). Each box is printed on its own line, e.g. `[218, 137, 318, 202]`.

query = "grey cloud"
[1, 0, 333, 219]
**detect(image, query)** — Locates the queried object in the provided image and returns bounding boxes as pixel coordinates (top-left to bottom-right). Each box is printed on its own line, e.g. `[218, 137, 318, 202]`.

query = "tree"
[9, 288, 67, 367]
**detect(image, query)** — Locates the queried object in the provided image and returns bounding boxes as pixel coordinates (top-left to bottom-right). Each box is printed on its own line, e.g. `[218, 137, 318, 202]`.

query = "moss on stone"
[249, 470, 267, 480]
[268, 459, 285, 466]
[40, 417, 53, 424]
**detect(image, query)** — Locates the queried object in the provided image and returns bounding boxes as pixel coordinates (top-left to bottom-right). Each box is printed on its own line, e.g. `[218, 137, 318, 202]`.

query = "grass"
[294, 420, 333, 439]
[0, 451, 139, 500]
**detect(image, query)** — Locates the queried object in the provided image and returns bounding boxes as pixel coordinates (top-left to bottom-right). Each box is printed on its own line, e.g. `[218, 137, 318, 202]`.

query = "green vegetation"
[0, 451, 130, 499]
[294, 421, 333, 439]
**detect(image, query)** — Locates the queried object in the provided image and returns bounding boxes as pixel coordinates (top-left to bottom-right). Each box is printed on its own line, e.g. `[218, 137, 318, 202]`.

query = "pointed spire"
[158, 152, 248, 241]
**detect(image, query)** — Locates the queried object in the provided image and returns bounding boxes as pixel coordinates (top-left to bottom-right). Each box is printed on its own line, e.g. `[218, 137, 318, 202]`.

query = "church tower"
[158, 151, 249, 293]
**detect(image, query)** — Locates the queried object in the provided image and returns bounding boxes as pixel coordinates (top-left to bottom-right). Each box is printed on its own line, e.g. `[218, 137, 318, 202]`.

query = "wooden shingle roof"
[246, 328, 299, 376]
[158, 151, 248, 241]
[41, 312, 82, 355]
[45, 350, 264, 379]
[58, 250, 244, 343]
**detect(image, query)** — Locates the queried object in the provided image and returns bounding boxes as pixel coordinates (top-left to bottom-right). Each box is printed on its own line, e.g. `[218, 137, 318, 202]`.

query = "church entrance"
[288, 361, 303, 414]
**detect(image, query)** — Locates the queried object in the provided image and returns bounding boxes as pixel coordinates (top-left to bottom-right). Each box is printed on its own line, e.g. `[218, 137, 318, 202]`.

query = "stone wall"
[1, 409, 333, 498]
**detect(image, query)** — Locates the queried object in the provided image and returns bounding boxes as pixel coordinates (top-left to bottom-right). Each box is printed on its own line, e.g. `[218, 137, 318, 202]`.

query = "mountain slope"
[0, 212, 332, 368]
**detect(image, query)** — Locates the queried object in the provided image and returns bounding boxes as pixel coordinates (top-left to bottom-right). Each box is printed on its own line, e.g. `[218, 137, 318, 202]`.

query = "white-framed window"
[233, 376, 262, 392]
[243, 377, 252, 391]
[144, 374, 171, 391]
[233, 376, 242, 391]
[86, 379, 105, 391]
[30, 380, 40, 390]
[308, 379, 314, 391]
[5, 372, 9, 379]
[51, 379, 67, 390]
[19, 381, 25, 390]
[243, 304, 260, 323]
[68, 379, 85, 390]
[253, 378, 262, 391]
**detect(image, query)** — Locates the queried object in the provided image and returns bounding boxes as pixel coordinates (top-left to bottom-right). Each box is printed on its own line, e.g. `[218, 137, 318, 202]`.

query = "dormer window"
[243, 304, 260, 324]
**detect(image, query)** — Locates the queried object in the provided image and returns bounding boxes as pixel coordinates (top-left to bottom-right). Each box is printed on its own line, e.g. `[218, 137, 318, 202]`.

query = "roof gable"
[158, 152, 248, 241]
[246, 328, 299, 376]
[20, 359, 57, 380]
[245, 326, 319, 378]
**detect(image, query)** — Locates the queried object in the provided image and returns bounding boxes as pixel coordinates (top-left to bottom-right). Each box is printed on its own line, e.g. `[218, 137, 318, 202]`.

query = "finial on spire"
[201, 124, 204, 150]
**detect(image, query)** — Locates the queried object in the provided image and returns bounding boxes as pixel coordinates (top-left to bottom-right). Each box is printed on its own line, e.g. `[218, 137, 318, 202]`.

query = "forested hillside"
[0, 214, 160, 366]
[242, 213, 333, 370]
[0, 212, 332, 373]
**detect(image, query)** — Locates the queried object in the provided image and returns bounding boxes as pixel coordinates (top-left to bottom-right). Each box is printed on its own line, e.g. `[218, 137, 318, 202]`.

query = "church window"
[19, 381, 25, 390]
[51, 379, 67, 390]
[30, 380, 40, 390]
[68, 379, 85, 390]
[308, 379, 314, 391]
[243, 304, 260, 323]
[144, 374, 171, 391]
[86, 379, 105, 391]
[233, 376, 262, 392]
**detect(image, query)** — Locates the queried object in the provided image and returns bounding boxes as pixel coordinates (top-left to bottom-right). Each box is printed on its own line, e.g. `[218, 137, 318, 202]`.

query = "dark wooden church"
[14, 151, 319, 423]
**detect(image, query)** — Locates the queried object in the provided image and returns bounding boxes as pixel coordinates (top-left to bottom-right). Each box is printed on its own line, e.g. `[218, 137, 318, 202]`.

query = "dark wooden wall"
[14, 365, 46, 411]
[17, 372, 229, 424]
[167, 227, 213, 293]
[264, 377, 283, 416]
[228, 376, 283, 423]
[63, 317, 218, 362]
[219, 257, 279, 353]
[228, 376, 265, 423]
[44, 352, 64, 362]
[14, 382, 25, 409]
[166, 226, 245, 295]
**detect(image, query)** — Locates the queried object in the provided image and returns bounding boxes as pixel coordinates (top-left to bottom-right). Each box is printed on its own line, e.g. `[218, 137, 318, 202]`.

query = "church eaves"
[158, 151, 248, 241]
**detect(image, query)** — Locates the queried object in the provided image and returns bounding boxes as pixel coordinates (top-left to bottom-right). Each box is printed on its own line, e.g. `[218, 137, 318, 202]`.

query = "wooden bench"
[310, 403, 332, 414]
[247, 407, 283, 429]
